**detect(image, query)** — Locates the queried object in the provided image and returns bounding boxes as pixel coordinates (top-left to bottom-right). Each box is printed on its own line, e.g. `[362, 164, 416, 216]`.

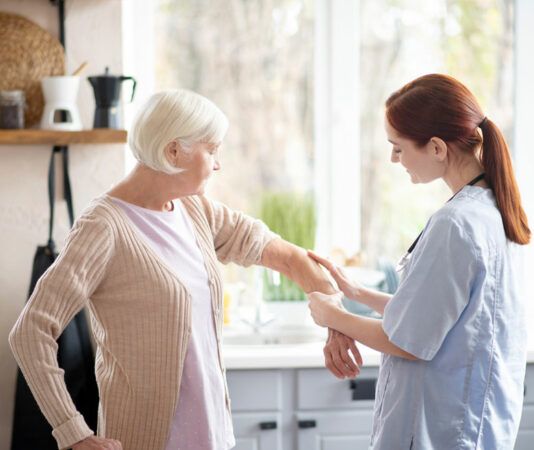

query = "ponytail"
[386, 74, 530, 244]
[479, 118, 531, 244]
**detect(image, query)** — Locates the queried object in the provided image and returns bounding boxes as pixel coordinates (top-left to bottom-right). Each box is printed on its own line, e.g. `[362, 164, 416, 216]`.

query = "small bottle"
[223, 290, 232, 325]
[0, 90, 25, 129]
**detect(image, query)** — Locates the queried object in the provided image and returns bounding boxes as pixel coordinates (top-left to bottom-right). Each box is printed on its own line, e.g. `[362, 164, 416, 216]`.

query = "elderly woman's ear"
[164, 140, 191, 168]
[163, 140, 179, 167]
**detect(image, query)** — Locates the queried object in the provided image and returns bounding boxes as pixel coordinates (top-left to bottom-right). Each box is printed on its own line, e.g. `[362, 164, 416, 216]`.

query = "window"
[358, 0, 515, 265]
[154, 0, 315, 211]
[125, 0, 532, 320]
[153, 0, 317, 299]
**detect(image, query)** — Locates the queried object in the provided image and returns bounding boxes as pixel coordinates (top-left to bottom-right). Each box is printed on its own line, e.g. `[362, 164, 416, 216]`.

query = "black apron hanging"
[11, 146, 99, 450]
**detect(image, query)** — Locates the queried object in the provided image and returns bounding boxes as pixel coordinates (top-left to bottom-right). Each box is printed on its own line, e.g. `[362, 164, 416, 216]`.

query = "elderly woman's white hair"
[128, 89, 229, 174]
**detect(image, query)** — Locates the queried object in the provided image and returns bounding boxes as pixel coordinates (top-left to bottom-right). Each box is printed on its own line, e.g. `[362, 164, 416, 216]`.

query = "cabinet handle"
[298, 419, 317, 429]
[349, 378, 376, 401]
[259, 421, 277, 430]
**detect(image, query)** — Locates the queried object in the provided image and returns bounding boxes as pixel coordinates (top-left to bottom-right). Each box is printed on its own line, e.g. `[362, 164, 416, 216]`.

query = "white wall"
[0, 1, 126, 447]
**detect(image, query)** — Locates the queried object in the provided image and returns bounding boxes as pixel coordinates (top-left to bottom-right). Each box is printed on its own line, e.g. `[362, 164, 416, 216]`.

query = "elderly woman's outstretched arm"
[197, 195, 363, 378]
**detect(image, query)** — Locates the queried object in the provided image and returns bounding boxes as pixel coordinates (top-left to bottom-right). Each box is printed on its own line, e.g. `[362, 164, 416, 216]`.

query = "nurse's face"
[385, 118, 445, 184]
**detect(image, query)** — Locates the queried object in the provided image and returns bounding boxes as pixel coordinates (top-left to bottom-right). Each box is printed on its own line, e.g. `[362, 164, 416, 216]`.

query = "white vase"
[40, 76, 82, 130]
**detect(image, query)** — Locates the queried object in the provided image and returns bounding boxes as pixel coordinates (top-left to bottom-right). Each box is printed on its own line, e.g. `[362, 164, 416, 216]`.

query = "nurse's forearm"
[331, 311, 418, 360]
[355, 287, 392, 316]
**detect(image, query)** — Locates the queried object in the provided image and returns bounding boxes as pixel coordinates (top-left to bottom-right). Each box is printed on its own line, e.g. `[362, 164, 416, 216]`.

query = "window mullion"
[314, 0, 361, 256]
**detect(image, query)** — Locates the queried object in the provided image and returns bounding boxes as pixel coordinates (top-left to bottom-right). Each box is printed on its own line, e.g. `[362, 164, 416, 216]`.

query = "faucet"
[240, 301, 276, 333]
[240, 268, 276, 333]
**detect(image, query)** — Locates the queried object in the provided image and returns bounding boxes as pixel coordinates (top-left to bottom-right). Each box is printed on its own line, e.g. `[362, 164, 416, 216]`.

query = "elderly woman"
[9, 89, 361, 450]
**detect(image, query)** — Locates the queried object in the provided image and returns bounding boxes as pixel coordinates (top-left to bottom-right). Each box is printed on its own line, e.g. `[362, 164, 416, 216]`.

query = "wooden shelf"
[0, 129, 127, 145]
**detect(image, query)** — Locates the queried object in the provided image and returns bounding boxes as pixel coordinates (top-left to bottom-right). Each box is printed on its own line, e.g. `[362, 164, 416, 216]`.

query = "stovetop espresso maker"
[88, 67, 136, 129]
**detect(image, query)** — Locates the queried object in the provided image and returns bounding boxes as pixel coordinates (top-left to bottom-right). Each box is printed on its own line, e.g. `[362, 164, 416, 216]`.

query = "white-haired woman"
[9, 89, 361, 450]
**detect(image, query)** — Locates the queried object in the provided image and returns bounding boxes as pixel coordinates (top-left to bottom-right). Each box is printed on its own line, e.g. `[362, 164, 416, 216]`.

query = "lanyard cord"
[406, 173, 485, 254]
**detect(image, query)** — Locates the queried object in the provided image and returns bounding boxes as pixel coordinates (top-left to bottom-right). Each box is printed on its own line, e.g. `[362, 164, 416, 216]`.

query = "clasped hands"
[307, 250, 364, 379]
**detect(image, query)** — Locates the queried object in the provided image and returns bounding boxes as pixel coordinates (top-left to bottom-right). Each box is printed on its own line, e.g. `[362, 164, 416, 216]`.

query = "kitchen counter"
[223, 342, 379, 369]
[222, 342, 534, 370]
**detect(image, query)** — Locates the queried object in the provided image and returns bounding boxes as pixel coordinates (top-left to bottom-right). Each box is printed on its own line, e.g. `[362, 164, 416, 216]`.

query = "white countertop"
[223, 342, 379, 369]
[222, 342, 534, 370]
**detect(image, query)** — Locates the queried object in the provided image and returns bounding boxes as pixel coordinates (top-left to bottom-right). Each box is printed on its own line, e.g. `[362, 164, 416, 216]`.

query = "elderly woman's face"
[175, 141, 221, 194]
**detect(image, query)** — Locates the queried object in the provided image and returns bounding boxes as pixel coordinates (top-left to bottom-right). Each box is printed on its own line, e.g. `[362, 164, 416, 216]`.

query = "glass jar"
[0, 90, 25, 129]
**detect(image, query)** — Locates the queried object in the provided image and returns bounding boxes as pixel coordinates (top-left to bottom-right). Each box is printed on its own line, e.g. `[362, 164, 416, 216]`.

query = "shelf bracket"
[49, 0, 66, 49]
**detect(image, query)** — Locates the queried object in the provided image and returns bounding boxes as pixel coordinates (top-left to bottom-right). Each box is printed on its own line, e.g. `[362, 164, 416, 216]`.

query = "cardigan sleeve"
[9, 212, 114, 450]
[198, 196, 279, 267]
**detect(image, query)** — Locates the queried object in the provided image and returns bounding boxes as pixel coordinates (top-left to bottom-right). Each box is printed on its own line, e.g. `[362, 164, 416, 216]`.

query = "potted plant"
[259, 191, 316, 325]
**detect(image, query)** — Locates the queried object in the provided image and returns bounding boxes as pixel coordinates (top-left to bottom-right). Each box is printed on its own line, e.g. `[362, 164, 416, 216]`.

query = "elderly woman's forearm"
[261, 239, 337, 294]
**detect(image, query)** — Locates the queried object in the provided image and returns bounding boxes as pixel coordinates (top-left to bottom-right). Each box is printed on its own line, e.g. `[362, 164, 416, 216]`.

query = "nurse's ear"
[428, 137, 448, 163]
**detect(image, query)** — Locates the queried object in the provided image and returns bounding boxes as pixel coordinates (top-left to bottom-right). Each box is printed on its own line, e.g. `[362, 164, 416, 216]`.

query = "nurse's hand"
[324, 329, 362, 379]
[307, 250, 363, 301]
[308, 291, 345, 328]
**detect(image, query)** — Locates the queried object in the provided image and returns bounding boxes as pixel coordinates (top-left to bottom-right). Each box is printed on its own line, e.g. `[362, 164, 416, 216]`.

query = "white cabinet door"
[232, 412, 282, 450]
[227, 369, 282, 412]
[297, 410, 373, 450]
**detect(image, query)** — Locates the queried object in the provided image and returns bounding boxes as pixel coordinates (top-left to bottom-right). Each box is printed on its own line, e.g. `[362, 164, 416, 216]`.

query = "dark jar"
[0, 90, 25, 129]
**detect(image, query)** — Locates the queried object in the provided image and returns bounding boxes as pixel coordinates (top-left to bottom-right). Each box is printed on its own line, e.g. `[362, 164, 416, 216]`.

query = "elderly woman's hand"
[72, 436, 123, 450]
[307, 291, 345, 328]
[309, 292, 363, 378]
[324, 330, 362, 379]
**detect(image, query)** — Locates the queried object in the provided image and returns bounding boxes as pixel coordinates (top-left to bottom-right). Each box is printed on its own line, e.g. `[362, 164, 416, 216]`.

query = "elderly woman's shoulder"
[72, 195, 122, 234]
[181, 194, 216, 216]
[180, 195, 237, 232]
[179, 195, 215, 224]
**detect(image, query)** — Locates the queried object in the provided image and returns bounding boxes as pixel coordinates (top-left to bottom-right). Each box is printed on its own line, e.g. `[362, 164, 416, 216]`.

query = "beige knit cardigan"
[9, 194, 277, 450]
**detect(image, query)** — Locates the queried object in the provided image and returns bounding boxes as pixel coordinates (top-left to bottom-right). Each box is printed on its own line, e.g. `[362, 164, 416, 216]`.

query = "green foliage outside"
[259, 192, 315, 301]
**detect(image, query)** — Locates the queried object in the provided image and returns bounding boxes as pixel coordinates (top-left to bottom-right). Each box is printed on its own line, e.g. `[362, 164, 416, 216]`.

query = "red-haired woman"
[307, 74, 530, 449]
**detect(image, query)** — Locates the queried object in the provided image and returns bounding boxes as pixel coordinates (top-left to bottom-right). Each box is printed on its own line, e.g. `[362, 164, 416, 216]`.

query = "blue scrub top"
[373, 185, 527, 450]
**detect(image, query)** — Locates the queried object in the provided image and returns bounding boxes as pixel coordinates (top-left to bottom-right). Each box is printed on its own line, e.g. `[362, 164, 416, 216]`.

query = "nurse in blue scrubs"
[307, 73, 531, 449]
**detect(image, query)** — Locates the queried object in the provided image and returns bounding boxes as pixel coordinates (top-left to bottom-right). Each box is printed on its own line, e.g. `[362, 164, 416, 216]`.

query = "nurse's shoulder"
[436, 186, 506, 253]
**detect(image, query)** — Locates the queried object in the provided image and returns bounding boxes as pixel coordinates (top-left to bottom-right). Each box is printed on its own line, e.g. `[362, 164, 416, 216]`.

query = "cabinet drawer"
[227, 369, 282, 412]
[296, 409, 373, 450]
[233, 412, 282, 450]
[298, 367, 379, 410]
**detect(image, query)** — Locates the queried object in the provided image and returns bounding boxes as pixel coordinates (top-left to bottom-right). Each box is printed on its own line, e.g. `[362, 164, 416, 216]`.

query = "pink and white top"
[111, 197, 235, 450]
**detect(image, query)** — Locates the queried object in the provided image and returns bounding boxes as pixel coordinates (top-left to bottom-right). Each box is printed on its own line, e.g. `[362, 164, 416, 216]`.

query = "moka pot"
[88, 67, 136, 129]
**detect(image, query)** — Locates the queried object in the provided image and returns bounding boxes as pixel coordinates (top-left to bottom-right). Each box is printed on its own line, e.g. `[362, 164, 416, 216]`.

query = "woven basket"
[0, 12, 65, 127]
